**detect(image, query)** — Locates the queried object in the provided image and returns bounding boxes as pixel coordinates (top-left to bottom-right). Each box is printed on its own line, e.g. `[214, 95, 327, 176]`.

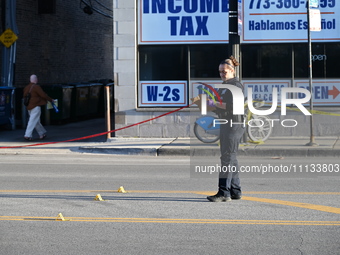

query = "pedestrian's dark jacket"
[23, 83, 53, 110]
[215, 77, 244, 120]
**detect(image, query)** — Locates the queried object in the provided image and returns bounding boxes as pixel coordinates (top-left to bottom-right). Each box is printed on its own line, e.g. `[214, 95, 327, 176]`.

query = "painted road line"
[0, 216, 339, 225]
[196, 192, 340, 214]
[241, 196, 340, 214]
[193, 192, 340, 214]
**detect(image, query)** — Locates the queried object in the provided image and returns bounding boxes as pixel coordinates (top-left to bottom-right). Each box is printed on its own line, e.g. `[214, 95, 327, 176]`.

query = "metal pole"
[1, 0, 18, 130]
[306, 0, 318, 146]
[105, 85, 111, 139]
[229, 0, 245, 142]
[1, 0, 18, 87]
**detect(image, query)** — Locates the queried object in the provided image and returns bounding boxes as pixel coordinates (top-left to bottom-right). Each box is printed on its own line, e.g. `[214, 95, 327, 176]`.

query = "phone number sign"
[139, 81, 187, 107]
[242, 0, 340, 43]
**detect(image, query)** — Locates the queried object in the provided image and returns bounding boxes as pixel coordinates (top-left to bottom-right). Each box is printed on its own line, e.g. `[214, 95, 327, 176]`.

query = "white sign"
[310, 9, 321, 31]
[242, 0, 339, 43]
[243, 80, 291, 104]
[139, 81, 187, 107]
[138, 0, 229, 44]
[295, 80, 340, 105]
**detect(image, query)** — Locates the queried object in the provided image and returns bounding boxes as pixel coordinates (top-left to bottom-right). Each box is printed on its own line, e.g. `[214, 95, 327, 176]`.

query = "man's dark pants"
[218, 122, 245, 198]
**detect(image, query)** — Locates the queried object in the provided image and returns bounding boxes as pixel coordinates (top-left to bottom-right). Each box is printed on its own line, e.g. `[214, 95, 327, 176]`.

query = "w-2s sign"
[139, 81, 187, 107]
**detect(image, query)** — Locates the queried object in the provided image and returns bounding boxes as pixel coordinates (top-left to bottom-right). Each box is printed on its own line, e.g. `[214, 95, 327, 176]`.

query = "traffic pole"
[105, 85, 111, 139]
[229, 0, 246, 143]
[306, 0, 318, 146]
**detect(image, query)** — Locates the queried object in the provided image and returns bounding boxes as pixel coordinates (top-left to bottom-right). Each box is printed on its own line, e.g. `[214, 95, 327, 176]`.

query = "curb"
[79, 146, 340, 157]
[79, 146, 159, 156]
[238, 148, 340, 157]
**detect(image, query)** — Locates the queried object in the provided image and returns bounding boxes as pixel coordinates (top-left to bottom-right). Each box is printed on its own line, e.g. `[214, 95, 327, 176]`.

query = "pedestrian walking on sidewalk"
[23, 74, 54, 141]
[206, 56, 245, 202]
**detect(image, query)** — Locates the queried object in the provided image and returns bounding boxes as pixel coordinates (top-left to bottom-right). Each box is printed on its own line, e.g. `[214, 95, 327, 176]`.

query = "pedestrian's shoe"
[39, 134, 47, 140]
[207, 194, 231, 202]
[231, 195, 242, 200]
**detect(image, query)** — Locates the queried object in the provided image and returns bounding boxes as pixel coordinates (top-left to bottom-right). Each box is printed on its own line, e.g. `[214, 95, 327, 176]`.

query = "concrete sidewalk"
[0, 118, 339, 157]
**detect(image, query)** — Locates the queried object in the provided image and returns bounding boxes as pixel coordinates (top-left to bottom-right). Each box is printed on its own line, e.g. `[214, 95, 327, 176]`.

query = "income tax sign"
[138, 0, 229, 44]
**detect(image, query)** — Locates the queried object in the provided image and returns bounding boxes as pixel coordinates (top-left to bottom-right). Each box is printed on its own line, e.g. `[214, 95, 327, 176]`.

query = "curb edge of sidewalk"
[78, 146, 340, 157]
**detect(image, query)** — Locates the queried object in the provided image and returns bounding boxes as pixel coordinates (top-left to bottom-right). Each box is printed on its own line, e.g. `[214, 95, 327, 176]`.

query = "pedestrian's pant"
[218, 124, 245, 197]
[24, 106, 46, 138]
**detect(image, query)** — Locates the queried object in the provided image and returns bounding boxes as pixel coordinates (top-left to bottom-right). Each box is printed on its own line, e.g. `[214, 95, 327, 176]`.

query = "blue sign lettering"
[180, 16, 194, 35]
[169, 16, 209, 36]
[196, 16, 209, 35]
[143, 0, 228, 14]
[168, 0, 181, 13]
[147, 86, 158, 101]
[184, 0, 198, 13]
[298, 86, 329, 99]
[140, 0, 229, 44]
[200, 0, 220, 12]
[168, 16, 180, 35]
[146, 85, 182, 102]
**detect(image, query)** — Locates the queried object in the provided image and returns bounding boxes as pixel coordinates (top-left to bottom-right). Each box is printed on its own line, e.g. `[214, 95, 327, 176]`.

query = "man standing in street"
[207, 57, 245, 202]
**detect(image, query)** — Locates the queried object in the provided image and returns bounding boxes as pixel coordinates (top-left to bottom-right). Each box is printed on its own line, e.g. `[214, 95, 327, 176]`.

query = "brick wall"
[2, 0, 113, 87]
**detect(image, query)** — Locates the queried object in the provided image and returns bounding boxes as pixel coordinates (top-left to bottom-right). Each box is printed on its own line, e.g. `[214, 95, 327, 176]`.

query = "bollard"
[105, 86, 111, 139]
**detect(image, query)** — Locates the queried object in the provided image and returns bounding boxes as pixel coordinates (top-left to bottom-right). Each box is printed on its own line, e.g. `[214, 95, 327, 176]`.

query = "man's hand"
[207, 99, 216, 107]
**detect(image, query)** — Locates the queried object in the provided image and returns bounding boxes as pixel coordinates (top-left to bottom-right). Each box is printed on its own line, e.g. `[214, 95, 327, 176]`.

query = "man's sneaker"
[207, 194, 232, 202]
[231, 195, 242, 200]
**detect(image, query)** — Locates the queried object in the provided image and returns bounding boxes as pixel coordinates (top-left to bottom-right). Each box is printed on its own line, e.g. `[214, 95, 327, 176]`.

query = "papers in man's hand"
[190, 94, 216, 112]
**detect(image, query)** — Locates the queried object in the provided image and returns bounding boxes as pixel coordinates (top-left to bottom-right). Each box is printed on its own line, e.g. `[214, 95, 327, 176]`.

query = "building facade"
[0, 0, 113, 87]
[114, 0, 340, 137]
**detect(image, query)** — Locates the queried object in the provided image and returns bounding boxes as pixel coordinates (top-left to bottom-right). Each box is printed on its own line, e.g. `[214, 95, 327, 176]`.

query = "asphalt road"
[0, 155, 339, 255]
